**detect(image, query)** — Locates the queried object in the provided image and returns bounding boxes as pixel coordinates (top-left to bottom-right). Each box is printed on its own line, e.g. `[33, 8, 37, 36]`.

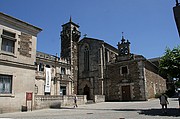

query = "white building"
[0, 12, 77, 113]
[0, 12, 41, 113]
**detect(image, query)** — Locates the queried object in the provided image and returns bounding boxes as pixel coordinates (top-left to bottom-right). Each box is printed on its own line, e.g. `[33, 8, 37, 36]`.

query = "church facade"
[78, 37, 118, 100]
[105, 37, 166, 101]
[60, 19, 167, 101]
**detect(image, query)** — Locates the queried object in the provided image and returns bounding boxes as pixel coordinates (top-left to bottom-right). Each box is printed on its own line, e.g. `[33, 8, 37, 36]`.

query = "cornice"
[0, 59, 35, 70]
[0, 12, 42, 36]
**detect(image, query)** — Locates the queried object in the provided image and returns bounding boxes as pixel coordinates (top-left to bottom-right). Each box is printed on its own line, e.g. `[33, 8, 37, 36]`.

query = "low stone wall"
[35, 95, 87, 109]
[62, 95, 87, 106]
[93, 95, 105, 103]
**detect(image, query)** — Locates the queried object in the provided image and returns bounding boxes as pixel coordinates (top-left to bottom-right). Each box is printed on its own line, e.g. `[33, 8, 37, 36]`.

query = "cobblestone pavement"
[0, 98, 180, 119]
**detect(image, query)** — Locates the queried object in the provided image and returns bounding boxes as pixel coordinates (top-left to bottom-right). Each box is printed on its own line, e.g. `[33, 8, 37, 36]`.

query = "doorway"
[122, 85, 131, 101]
[60, 86, 66, 96]
[83, 85, 90, 100]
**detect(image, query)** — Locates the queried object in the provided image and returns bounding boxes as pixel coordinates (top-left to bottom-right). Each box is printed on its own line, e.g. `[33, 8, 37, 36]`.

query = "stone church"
[60, 18, 167, 101]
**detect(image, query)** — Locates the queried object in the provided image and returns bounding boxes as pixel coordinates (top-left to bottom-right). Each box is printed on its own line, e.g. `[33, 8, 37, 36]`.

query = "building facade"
[105, 37, 166, 101]
[0, 13, 167, 113]
[0, 13, 76, 113]
[78, 37, 118, 99]
[35, 51, 73, 96]
[0, 12, 41, 113]
[77, 35, 166, 101]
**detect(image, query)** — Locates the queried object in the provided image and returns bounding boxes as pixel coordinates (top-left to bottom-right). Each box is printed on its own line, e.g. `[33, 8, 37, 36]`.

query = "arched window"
[84, 45, 89, 71]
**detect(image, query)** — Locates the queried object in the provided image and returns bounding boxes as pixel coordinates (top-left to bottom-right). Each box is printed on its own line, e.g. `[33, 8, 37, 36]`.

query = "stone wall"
[105, 56, 166, 101]
[145, 68, 166, 98]
[93, 95, 105, 103]
[34, 95, 87, 109]
[106, 60, 145, 101]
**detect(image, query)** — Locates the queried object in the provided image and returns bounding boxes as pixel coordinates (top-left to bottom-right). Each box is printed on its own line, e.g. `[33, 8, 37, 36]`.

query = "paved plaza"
[0, 98, 180, 119]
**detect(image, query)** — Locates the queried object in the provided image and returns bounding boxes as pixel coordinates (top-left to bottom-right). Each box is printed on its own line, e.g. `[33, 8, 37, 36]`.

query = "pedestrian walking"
[159, 93, 169, 114]
[74, 94, 78, 108]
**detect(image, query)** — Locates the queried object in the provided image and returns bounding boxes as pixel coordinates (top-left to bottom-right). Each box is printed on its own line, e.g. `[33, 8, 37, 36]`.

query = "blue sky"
[1, 0, 179, 59]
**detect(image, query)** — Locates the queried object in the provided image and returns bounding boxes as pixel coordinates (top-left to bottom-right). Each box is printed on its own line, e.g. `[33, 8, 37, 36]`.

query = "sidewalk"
[0, 98, 179, 119]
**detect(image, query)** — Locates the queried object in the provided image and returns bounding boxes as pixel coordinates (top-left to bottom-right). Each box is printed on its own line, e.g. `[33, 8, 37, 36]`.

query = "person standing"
[159, 93, 169, 114]
[74, 94, 78, 108]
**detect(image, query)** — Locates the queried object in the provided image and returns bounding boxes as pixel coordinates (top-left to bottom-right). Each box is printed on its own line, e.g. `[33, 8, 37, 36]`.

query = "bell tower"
[60, 17, 81, 94]
[117, 35, 130, 56]
[116, 33, 131, 61]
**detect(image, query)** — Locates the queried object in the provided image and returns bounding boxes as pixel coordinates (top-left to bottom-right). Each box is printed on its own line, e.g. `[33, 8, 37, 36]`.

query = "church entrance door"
[84, 85, 90, 100]
[122, 85, 131, 101]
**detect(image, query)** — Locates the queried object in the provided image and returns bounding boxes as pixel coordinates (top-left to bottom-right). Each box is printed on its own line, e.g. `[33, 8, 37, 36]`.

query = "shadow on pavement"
[113, 108, 180, 117]
[62, 107, 180, 117]
[60, 107, 75, 109]
[138, 108, 180, 117]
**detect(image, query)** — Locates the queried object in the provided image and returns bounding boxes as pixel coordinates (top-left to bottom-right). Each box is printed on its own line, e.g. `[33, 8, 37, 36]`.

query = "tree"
[159, 46, 180, 88]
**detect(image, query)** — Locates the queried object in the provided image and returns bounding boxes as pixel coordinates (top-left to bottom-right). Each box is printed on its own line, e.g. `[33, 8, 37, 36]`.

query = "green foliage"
[165, 86, 175, 97]
[175, 80, 180, 87]
[159, 46, 180, 79]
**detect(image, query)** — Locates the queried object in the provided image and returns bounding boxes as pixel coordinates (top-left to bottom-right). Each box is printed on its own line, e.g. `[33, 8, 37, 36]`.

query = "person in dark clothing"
[74, 94, 78, 108]
[159, 93, 169, 114]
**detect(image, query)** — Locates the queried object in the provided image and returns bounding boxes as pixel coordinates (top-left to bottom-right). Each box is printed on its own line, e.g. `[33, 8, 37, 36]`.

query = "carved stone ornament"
[18, 32, 32, 57]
